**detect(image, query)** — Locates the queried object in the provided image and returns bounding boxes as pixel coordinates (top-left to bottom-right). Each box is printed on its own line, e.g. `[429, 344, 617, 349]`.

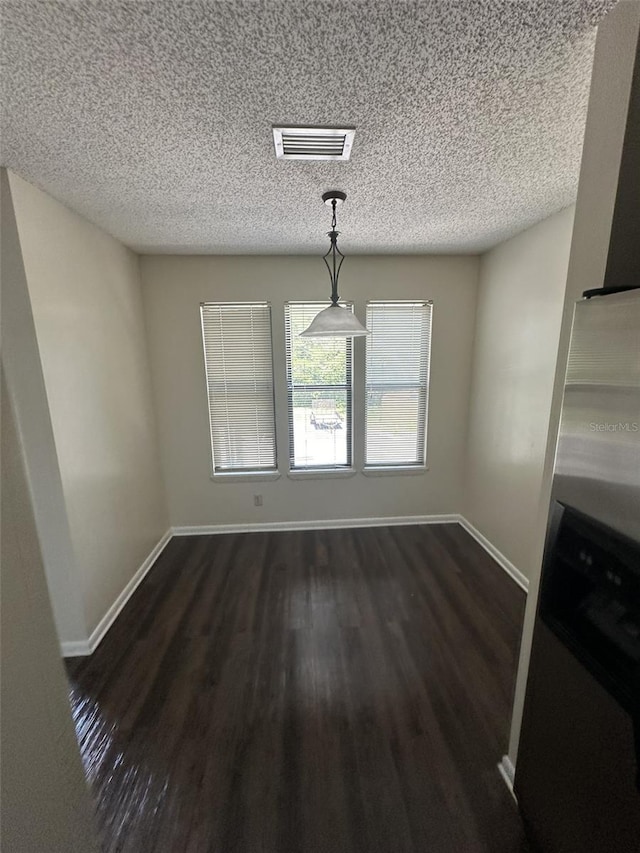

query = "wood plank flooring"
[66, 524, 529, 852]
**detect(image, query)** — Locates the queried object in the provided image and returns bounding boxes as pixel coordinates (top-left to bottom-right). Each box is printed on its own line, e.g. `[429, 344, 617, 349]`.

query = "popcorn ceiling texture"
[2, 0, 617, 254]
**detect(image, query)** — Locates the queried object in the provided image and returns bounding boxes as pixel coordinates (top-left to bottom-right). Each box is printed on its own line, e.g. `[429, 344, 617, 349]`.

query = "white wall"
[508, 0, 640, 764]
[1, 370, 98, 853]
[141, 254, 478, 527]
[9, 172, 170, 636]
[1, 170, 97, 852]
[464, 205, 575, 581]
[1, 170, 88, 645]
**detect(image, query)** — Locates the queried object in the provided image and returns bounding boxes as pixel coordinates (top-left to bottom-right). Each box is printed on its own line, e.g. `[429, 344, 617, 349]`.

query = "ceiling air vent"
[272, 126, 355, 161]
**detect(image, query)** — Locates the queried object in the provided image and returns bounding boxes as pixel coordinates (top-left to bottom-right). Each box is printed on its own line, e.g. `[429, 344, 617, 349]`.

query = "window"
[284, 302, 353, 471]
[365, 301, 432, 468]
[200, 302, 277, 475]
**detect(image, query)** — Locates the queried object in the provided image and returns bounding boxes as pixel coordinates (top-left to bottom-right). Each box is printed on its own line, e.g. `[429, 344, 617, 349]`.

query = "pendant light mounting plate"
[322, 190, 346, 207]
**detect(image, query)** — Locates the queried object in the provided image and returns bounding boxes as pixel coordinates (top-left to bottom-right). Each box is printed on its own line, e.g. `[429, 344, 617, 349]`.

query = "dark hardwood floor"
[67, 524, 529, 852]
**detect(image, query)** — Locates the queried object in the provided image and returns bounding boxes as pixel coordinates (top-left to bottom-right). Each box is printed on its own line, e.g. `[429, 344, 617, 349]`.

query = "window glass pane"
[290, 388, 349, 468]
[365, 302, 432, 467]
[201, 302, 277, 473]
[285, 302, 353, 470]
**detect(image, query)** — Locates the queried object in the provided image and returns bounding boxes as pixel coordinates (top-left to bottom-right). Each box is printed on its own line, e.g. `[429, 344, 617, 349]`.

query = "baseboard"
[457, 516, 529, 592]
[60, 638, 92, 657]
[171, 514, 460, 537]
[498, 754, 517, 803]
[61, 528, 173, 658]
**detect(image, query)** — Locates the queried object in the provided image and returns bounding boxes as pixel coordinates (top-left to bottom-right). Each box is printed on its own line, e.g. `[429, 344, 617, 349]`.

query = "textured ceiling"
[2, 1, 617, 254]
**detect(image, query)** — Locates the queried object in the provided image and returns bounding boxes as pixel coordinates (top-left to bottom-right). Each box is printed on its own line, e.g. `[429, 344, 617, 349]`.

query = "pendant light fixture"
[299, 190, 369, 337]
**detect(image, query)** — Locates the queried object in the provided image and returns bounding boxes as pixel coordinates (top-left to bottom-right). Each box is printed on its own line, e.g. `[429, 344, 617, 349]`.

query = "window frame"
[200, 301, 279, 479]
[284, 301, 355, 474]
[363, 299, 432, 472]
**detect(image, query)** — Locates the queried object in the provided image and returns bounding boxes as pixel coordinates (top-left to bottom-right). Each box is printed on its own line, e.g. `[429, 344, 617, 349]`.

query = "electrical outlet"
[253, 494, 263, 507]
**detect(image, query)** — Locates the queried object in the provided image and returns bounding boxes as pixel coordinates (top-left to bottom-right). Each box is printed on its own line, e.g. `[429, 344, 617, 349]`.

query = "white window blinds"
[200, 302, 277, 474]
[365, 301, 432, 467]
[284, 302, 353, 470]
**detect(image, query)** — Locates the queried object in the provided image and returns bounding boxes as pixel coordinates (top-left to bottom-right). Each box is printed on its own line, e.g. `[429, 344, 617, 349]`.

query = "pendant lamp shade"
[300, 190, 370, 338]
[299, 303, 369, 337]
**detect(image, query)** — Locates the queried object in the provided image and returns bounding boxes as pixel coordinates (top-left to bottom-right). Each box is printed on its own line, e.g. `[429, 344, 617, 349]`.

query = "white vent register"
[272, 126, 355, 161]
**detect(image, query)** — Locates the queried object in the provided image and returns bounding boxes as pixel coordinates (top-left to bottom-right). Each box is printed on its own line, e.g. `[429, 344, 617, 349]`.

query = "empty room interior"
[2, 1, 640, 851]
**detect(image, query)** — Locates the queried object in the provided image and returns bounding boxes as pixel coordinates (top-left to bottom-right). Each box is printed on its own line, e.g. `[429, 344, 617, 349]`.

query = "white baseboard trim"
[498, 754, 517, 803]
[61, 528, 173, 658]
[171, 514, 460, 537]
[60, 638, 92, 657]
[457, 516, 529, 593]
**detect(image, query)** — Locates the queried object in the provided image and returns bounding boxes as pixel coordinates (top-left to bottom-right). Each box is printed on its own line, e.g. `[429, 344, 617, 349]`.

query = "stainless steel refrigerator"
[515, 287, 640, 852]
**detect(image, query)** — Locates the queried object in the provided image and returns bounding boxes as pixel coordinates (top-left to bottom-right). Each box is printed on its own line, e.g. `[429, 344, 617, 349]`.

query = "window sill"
[287, 468, 357, 481]
[362, 466, 428, 477]
[211, 471, 281, 482]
